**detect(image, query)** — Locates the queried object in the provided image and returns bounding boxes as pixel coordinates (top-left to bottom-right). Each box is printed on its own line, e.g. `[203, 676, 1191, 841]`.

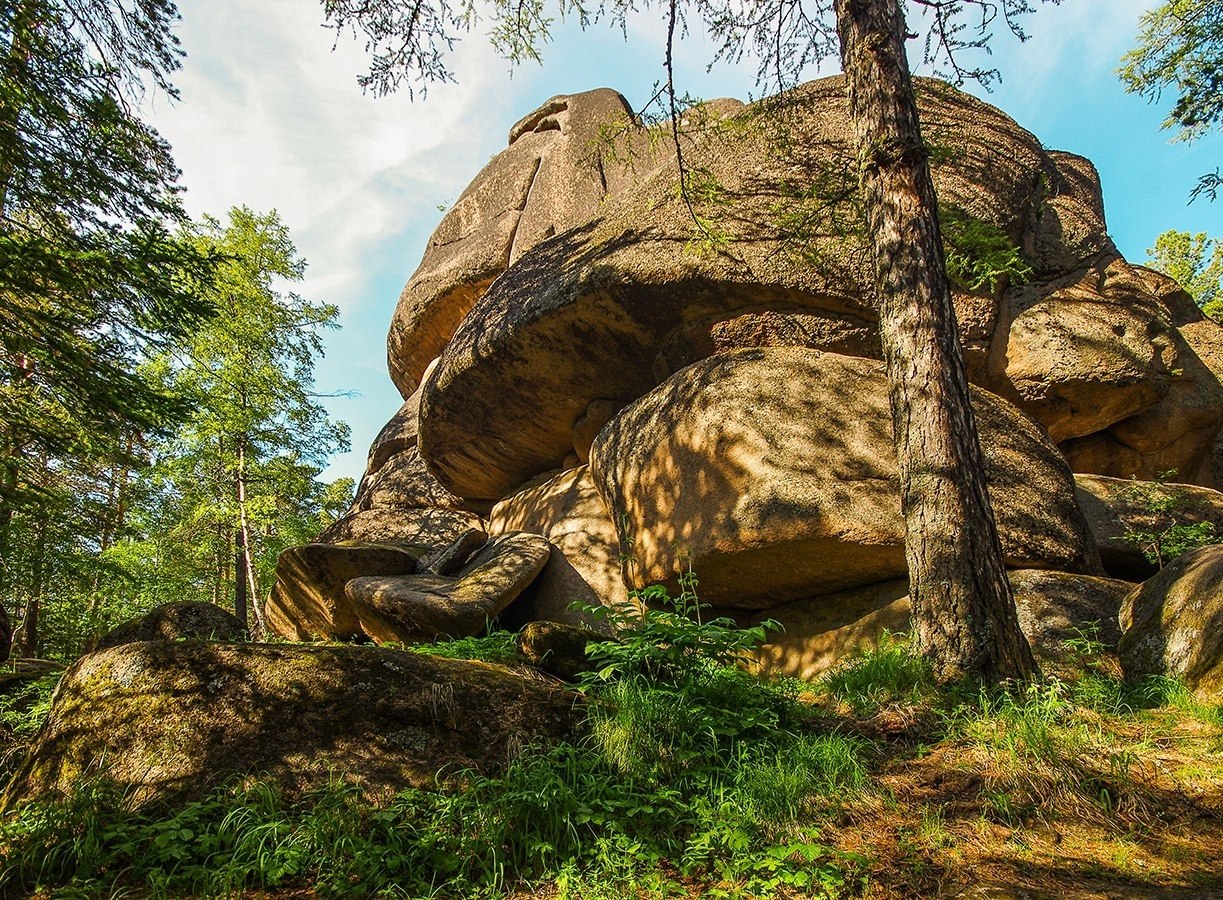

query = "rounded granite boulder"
[588, 347, 1101, 608]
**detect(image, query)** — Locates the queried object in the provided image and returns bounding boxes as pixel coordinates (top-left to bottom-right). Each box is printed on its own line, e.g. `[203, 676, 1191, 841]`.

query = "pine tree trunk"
[832, 0, 1037, 682]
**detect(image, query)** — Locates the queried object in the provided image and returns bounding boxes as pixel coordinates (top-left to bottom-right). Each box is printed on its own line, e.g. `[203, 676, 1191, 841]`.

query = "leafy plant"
[940, 204, 1033, 293]
[408, 629, 521, 665]
[1120, 470, 1219, 568]
[821, 631, 936, 714]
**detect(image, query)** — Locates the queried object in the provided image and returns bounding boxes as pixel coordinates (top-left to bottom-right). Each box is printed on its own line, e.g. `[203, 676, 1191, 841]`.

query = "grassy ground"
[0, 618, 1219, 899]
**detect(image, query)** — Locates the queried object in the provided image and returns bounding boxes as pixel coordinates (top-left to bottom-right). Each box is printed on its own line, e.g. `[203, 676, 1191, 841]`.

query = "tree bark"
[234, 527, 248, 630]
[832, 0, 1037, 682]
[235, 440, 265, 636]
[14, 514, 47, 658]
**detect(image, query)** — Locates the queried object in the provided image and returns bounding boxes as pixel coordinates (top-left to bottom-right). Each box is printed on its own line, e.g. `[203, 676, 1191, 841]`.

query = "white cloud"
[146, 0, 511, 317]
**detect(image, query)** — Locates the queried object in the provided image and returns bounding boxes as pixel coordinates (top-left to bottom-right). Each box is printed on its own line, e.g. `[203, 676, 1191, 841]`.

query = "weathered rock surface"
[409, 77, 1223, 502]
[289, 77, 1223, 684]
[265, 543, 424, 641]
[750, 570, 1131, 680]
[1119, 545, 1223, 701]
[590, 348, 1099, 607]
[315, 507, 482, 548]
[1002, 263, 1178, 443]
[515, 621, 603, 681]
[346, 533, 551, 644]
[2, 642, 581, 809]
[489, 466, 631, 629]
[749, 580, 912, 681]
[387, 89, 642, 396]
[1074, 474, 1223, 580]
[1007, 569, 1131, 655]
[95, 602, 247, 651]
[355, 447, 472, 514]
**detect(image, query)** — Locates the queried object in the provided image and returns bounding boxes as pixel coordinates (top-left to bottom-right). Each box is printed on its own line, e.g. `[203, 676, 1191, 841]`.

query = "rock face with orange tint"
[266, 76, 1223, 670]
[588, 348, 1099, 609]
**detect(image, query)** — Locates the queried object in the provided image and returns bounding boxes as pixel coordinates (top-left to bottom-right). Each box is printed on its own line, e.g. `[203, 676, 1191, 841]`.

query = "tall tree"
[0, 0, 215, 643]
[1146, 228, 1223, 317]
[323, 0, 1046, 681]
[1120, 0, 1223, 201]
[150, 207, 350, 632]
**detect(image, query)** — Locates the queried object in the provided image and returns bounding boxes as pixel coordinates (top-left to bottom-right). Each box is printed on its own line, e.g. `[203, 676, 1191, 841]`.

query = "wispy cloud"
[146, 0, 511, 315]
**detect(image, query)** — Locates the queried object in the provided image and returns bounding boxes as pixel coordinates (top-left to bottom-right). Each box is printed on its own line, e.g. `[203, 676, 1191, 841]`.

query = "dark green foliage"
[0, 0, 216, 511]
[3, 604, 1219, 896]
[939, 204, 1033, 292]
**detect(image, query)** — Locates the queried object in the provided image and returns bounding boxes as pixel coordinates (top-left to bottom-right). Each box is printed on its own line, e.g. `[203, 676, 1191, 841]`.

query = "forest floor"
[3, 633, 1221, 899]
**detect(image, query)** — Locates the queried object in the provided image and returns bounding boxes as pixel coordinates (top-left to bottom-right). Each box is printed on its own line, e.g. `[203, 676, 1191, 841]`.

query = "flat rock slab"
[266, 541, 425, 641]
[3, 642, 582, 810]
[347, 532, 551, 644]
[489, 466, 632, 628]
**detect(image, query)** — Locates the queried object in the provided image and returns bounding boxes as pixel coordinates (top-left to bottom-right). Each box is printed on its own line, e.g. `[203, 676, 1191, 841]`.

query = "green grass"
[819, 631, 936, 714]
[405, 629, 521, 665]
[2, 602, 1219, 898]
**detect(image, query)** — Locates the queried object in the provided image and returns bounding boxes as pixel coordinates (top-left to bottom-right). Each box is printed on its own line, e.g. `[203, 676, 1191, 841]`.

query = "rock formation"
[3, 642, 581, 809]
[93, 601, 247, 651]
[265, 76, 1223, 682]
[1120, 545, 1223, 702]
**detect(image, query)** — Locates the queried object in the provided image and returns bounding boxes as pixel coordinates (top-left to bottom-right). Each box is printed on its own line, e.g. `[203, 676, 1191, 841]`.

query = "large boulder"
[488, 466, 631, 629]
[355, 447, 473, 514]
[1006, 569, 1131, 654]
[1119, 544, 1223, 701]
[95, 602, 247, 651]
[346, 532, 551, 644]
[750, 570, 1132, 680]
[590, 348, 1100, 608]
[416, 77, 1071, 500]
[409, 77, 1223, 503]
[2, 642, 582, 810]
[1001, 261, 1178, 443]
[1073, 474, 1223, 580]
[387, 89, 644, 396]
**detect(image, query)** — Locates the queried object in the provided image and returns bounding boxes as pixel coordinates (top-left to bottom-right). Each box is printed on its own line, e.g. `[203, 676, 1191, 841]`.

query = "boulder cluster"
[9, 77, 1223, 810]
[259, 76, 1223, 699]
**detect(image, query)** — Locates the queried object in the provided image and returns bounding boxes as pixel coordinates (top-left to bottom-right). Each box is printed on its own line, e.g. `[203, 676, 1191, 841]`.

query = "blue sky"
[145, 0, 1222, 485]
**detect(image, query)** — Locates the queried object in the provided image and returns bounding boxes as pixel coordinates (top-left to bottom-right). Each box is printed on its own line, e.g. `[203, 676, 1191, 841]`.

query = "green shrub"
[0, 576, 868, 898]
[1119, 471, 1220, 568]
[940, 204, 1033, 292]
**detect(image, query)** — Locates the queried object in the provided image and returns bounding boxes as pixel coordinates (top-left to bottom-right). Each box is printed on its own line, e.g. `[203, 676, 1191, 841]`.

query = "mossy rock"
[2, 642, 582, 810]
[94, 601, 247, 651]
